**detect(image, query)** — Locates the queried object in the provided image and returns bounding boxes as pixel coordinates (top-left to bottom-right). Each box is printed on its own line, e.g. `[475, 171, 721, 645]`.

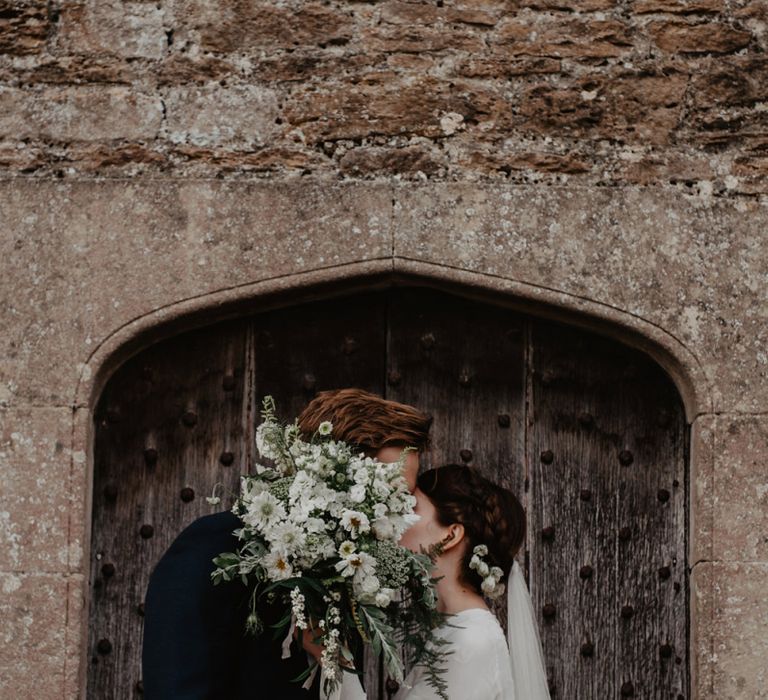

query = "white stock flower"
[353, 467, 370, 486]
[318, 421, 333, 436]
[371, 479, 390, 500]
[255, 422, 283, 461]
[349, 484, 367, 503]
[304, 517, 326, 534]
[289, 471, 315, 502]
[338, 540, 356, 557]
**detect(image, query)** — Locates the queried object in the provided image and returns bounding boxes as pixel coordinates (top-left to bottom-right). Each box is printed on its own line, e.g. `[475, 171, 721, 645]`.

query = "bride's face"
[398, 487, 447, 553]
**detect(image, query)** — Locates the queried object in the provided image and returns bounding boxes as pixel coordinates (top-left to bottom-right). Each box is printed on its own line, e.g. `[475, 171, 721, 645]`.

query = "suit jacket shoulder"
[142, 510, 320, 699]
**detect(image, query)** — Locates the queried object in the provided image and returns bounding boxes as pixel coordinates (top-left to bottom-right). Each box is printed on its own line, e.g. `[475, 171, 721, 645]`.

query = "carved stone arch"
[81, 265, 703, 699]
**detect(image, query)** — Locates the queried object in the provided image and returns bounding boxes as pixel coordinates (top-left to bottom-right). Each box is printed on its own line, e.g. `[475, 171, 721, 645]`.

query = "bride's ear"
[441, 523, 466, 552]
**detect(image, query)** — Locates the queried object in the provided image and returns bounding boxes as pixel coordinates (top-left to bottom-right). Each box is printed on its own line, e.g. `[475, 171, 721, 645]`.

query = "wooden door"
[88, 286, 688, 699]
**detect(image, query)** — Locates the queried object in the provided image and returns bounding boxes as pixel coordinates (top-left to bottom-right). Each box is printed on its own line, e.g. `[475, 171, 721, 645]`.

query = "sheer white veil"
[506, 559, 552, 699]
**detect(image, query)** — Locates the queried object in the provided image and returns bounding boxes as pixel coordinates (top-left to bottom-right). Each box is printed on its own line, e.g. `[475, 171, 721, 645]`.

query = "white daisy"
[340, 509, 371, 538]
[244, 491, 285, 530]
[264, 549, 293, 580]
[267, 521, 306, 554]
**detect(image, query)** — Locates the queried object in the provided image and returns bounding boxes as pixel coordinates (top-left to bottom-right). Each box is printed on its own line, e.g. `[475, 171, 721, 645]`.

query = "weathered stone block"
[632, 0, 724, 14]
[712, 415, 768, 561]
[0, 140, 46, 171]
[0, 55, 137, 86]
[459, 148, 591, 174]
[454, 55, 562, 78]
[0, 86, 163, 141]
[155, 54, 235, 86]
[519, 72, 687, 145]
[515, 0, 616, 9]
[65, 142, 167, 174]
[169, 144, 323, 174]
[690, 414, 715, 565]
[649, 20, 752, 53]
[252, 51, 381, 84]
[0, 408, 73, 572]
[359, 24, 486, 53]
[0, 0, 49, 55]
[614, 149, 714, 184]
[732, 139, 768, 181]
[690, 56, 768, 109]
[379, 0, 498, 27]
[692, 563, 768, 699]
[339, 145, 445, 177]
[64, 573, 87, 698]
[0, 573, 70, 698]
[163, 84, 280, 147]
[493, 17, 634, 57]
[284, 77, 512, 145]
[56, 0, 167, 59]
[186, 1, 352, 53]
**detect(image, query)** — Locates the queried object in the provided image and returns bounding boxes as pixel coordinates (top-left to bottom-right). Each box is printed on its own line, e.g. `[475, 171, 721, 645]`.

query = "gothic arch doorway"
[88, 285, 689, 699]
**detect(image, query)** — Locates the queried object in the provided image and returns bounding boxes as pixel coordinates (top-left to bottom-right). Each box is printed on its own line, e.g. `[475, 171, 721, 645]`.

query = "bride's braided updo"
[417, 464, 526, 594]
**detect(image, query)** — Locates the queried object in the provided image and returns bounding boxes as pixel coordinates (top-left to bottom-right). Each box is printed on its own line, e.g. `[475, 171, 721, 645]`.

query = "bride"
[302, 463, 552, 700]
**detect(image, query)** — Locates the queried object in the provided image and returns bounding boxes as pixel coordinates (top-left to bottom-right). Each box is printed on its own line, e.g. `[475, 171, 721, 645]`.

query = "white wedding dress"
[323, 607, 516, 700]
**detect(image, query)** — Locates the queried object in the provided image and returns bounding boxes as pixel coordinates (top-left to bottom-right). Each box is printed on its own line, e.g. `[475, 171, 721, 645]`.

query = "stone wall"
[1, 1, 767, 699]
[1, 0, 767, 194]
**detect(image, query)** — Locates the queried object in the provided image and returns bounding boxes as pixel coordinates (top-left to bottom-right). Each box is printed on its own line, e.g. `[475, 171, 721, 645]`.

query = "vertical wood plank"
[89, 319, 248, 699]
[529, 319, 688, 699]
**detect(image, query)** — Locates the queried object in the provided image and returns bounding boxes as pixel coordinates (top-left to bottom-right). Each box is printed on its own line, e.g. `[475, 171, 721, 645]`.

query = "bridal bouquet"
[211, 396, 450, 699]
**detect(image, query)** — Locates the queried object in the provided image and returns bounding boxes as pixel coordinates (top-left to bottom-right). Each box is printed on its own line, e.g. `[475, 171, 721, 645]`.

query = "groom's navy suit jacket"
[142, 510, 322, 700]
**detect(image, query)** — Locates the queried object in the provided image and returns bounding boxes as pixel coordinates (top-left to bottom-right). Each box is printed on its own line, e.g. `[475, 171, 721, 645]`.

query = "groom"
[142, 388, 432, 699]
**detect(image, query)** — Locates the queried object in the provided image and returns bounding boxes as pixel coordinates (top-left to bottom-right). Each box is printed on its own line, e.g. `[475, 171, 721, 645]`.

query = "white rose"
[360, 575, 381, 595]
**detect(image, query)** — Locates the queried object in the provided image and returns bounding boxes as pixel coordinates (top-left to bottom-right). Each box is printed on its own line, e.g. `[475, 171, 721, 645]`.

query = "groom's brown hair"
[297, 387, 432, 453]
